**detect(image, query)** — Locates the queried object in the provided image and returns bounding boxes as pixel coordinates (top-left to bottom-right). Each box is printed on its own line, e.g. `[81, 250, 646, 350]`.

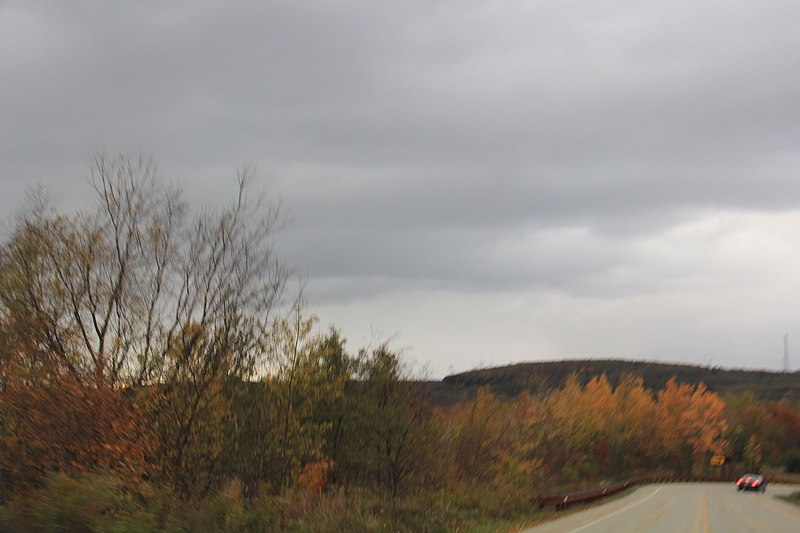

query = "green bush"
[1, 473, 167, 533]
[0, 473, 286, 533]
[783, 448, 800, 474]
[171, 493, 279, 533]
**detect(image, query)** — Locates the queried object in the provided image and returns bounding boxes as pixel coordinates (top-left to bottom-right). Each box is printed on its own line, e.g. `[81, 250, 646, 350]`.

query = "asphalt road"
[522, 483, 800, 533]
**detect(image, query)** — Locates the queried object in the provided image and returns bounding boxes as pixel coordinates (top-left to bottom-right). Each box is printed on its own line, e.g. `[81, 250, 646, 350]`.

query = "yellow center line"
[693, 488, 709, 533]
[702, 490, 709, 533]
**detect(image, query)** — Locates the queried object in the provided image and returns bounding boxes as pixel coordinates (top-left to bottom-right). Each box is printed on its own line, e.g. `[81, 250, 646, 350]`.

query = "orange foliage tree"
[0, 314, 151, 496]
[656, 378, 728, 473]
[442, 388, 510, 485]
[542, 374, 616, 480]
[605, 374, 658, 474]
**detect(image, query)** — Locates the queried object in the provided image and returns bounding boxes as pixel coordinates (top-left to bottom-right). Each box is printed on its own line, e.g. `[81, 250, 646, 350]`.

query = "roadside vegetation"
[777, 490, 800, 508]
[3, 155, 800, 532]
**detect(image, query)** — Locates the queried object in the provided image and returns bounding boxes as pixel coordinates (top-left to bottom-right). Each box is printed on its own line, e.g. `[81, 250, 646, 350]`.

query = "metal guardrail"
[538, 478, 640, 510]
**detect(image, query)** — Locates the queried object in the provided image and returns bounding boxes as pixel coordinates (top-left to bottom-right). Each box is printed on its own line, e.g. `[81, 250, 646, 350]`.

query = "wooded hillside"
[438, 359, 800, 401]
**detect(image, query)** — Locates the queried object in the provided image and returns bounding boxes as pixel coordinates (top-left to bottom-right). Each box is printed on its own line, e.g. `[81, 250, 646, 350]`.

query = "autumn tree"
[2, 154, 286, 382]
[0, 312, 151, 497]
[743, 434, 763, 471]
[264, 301, 345, 492]
[313, 328, 356, 485]
[502, 392, 544, 486]
[329, 345, 433, 497]
[770, 400, 800, 468]
[221, 301, 349, 498]
[1, 161, 176, 387]
[655, 378, 728, 473]
[148, 322, 236, 497]
[0, 154, 288, 495]
[542, 374, 615, 480]
[724, 394, 800, 468]
[606, 373, 658, 474]
[441, 388, 510, 485]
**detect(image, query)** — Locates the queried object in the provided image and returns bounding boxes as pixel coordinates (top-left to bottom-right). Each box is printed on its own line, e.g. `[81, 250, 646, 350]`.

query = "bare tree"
[0, 154, 289, 494]
[1, 154, 287, 388]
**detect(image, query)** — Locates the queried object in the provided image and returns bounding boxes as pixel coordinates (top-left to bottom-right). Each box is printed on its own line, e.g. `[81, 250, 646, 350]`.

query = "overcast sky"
[4, 0, 800, 377]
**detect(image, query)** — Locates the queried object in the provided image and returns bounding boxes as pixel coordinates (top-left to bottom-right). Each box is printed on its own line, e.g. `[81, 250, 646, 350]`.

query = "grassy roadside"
[0, 474, 552, 533]
[776, 490, 800, 507]
[0, 474, 644, 533]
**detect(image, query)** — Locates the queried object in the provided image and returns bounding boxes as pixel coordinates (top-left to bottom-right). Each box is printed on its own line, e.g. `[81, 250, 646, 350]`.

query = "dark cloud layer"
[3, 0, 800, 375]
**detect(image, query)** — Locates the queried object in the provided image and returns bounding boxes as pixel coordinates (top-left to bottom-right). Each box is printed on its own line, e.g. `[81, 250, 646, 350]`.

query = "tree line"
[0, 155, 434, 507]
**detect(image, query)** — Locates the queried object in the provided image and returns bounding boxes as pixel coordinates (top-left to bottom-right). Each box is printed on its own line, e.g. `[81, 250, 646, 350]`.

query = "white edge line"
[567, 487, 662, 533]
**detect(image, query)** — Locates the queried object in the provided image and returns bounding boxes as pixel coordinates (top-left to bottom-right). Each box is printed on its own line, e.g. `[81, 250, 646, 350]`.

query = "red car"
[736, 473, 766, 492]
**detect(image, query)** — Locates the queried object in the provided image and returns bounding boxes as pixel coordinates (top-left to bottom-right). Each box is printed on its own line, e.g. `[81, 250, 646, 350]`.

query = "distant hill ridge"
[438, 359, 800, 401]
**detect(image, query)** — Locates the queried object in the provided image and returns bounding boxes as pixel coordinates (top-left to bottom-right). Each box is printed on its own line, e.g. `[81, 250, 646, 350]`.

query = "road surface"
[522, 483, 800, 533]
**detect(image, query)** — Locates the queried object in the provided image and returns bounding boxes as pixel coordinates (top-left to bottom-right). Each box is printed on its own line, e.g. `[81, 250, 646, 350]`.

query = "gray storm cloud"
[3, 0, 800, 375]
